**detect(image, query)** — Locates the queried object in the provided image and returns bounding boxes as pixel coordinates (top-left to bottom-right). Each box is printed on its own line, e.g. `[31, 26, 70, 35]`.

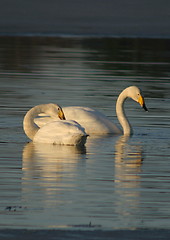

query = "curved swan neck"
[23, 104, 54, 140]
[116, 90, 133, 136]
[23, 105, 43, 140]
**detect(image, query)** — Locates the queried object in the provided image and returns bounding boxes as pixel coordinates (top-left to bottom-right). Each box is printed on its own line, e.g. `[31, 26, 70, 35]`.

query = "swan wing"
[63, 106, 121, 134]
[33, 120, 87, 145]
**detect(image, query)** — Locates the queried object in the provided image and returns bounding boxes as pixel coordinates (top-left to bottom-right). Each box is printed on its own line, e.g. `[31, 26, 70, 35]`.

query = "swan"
[23, 103, 87, 145]
[34, 86, 148, 136]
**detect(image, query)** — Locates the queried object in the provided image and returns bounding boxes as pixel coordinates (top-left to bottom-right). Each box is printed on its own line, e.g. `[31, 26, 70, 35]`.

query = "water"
[0, 37, 170, 230]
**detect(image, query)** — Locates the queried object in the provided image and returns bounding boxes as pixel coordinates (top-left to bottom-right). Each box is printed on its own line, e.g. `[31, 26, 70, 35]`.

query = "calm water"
[0, 37, 170, 229]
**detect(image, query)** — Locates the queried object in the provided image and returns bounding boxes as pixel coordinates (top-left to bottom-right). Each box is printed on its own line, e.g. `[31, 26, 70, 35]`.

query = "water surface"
[0, 37, 170, 229]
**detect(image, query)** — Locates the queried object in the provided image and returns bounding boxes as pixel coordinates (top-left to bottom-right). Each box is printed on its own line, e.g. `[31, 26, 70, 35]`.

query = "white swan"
[23, 103, 87, 145]
[35, 86, 148, 136]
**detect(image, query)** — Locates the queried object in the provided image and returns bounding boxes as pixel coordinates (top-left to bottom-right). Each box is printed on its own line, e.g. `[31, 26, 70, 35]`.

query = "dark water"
[0, 37, 170, 229]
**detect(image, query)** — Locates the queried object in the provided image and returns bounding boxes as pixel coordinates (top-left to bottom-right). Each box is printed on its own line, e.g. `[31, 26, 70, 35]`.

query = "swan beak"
[58, 109, 66, 120]
[138, 95, 148, 111]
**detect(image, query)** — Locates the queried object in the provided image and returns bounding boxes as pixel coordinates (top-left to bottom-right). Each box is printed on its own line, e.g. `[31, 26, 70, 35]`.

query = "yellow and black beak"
[138, 95, 148, 111]
[58, 109, 66, 120]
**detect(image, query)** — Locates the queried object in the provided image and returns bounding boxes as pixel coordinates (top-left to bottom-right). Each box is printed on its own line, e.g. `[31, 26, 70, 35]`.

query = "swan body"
[35, 107, 121, 134]
[63, 106, 122, 135]
[34, 86, 148, 136]
[23, 103, 87, 145]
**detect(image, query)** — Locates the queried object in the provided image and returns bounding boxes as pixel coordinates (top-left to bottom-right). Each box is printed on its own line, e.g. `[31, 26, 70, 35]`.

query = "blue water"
[0, 37, 170, 229]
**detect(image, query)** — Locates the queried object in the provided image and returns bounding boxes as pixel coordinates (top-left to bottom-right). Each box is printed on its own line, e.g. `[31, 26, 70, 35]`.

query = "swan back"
[33, 120, 87, 145]
[63, 106, 121, 135]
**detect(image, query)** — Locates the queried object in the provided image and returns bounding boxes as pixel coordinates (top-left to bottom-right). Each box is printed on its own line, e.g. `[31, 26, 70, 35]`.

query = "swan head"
[126, 86, 148, 111]
[46, 103, 66, 120]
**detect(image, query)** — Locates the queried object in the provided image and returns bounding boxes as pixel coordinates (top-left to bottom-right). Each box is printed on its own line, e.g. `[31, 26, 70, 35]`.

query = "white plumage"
[35, 86, 148, 136]
[23, 103, 87, 146]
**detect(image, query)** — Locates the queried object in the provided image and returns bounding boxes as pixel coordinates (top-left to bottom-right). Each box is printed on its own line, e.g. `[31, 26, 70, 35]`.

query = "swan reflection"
[114, 136, 143, 226]
[115, 136, 143, 179]
[22, 142, 86, 178]
[22, 142, 86, 206]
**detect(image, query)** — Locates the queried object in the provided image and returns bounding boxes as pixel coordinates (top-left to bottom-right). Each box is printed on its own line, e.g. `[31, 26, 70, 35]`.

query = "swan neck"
[116, 91, 132, 136]
[23, 105, 47, 140]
